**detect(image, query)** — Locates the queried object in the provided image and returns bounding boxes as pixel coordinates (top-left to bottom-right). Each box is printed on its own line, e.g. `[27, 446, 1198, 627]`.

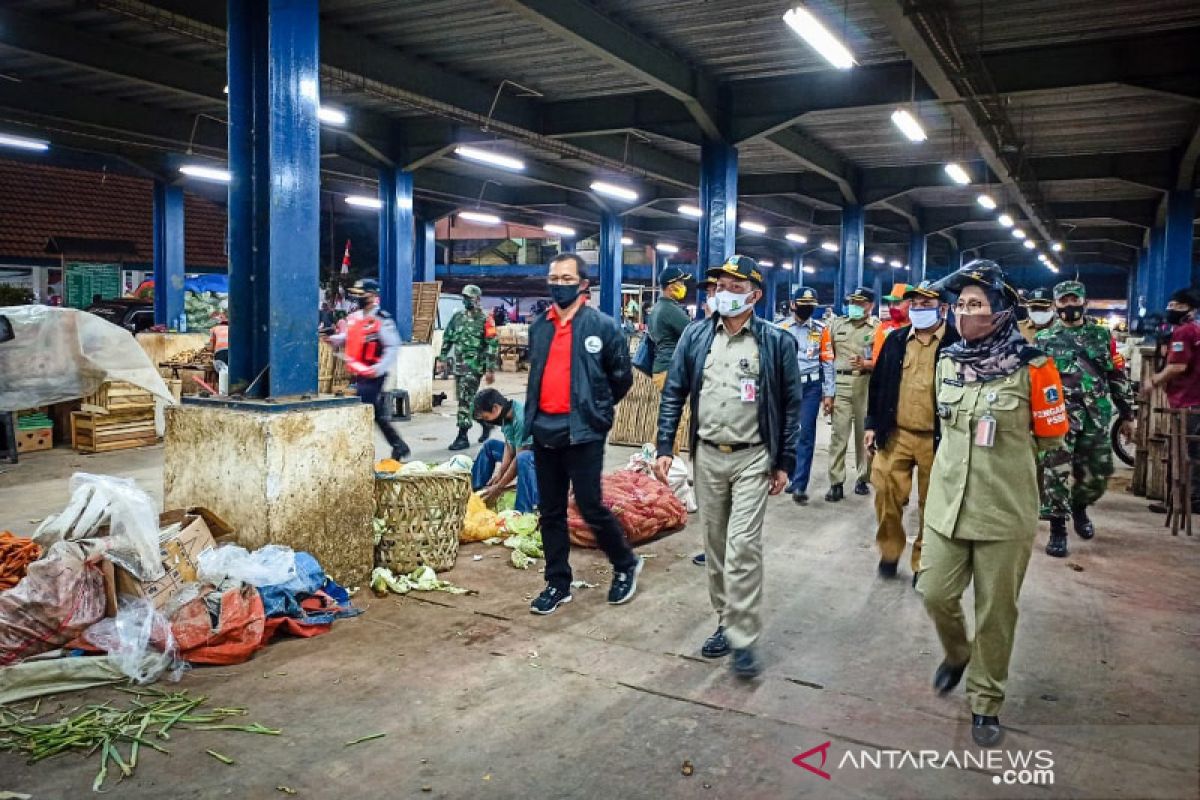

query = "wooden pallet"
[71, 410, 157, 453]
[609, 371, 691, 452]
[412, 281, 442, 344]
[16, 427, 52, 453]
[81, 381, 155, 415]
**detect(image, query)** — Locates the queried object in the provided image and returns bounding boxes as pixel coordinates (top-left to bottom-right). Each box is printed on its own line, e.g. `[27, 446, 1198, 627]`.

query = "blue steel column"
[697, 140, 738, 312]
[559, 237, 575, 254]
[909, 229, 927, 284]
[1146, 225, 1167, 318]
[1164, 190, 1196, 301]
[378, 167, 415, 340]
[152, 181, 185, 327]
[837, 205, 865, 313]
[415, 219, 436, 283]
[757, 267, 777, 319]
[1126, 257, 1138, 326]
[598, 212, 623, 317]
[226, 0, 320, 398]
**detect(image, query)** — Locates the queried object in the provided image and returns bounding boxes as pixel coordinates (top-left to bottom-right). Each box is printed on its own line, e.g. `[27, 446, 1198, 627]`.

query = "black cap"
[903, 281, 942, 301]
[846, 286, 875, 303]
[659, 265, 693, 286]
[706, 255, 763, 287]
[792, 287, 819, 305]
[932, 260, 1021, 308]
[1170, 287, 1200, 307]
[347, 278, 380, 297]
[1025, 287, 1054, 308]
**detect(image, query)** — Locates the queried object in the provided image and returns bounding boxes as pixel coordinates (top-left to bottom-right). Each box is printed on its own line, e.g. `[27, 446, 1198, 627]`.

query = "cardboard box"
[112, 507, 232, 611]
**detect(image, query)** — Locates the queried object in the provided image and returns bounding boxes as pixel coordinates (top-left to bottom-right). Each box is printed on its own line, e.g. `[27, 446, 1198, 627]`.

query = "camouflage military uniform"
[439, 303, 499, 429]
[1036, 321, 1134, 517]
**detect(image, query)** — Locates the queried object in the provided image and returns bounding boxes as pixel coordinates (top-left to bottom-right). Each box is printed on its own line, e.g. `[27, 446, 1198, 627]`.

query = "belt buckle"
[718, 443, 734, 454]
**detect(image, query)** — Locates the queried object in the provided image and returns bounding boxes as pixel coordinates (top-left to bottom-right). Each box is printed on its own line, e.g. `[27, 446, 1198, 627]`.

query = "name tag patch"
[942, 378, 964, 387]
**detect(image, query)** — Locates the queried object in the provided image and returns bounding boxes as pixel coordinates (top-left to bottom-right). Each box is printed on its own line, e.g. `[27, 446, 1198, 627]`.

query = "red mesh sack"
[568, 470, 688, 547]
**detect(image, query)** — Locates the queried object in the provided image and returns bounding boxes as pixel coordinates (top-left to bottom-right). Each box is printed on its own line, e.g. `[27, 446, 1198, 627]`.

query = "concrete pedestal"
[386, 343, 434, 413]
[163, 398, 375, 586]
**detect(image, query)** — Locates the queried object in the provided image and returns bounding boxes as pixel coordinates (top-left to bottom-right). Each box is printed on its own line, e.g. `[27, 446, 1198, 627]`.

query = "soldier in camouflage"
[1036, 280, 1135, 557]
[437, 284, 499, 451]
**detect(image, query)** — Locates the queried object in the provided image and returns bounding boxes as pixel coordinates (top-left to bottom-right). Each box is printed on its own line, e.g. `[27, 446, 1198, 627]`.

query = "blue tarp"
[184, 274, 228, 294]
[257, 552, 361, 625]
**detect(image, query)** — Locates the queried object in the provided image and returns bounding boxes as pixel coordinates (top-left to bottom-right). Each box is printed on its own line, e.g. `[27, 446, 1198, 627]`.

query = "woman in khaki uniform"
[920, 261, 1069, 747]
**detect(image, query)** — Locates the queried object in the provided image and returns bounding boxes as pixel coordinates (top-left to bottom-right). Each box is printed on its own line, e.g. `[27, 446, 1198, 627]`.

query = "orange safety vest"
[210, 324, 229, 351]
[1028, 358, 1070, 439]
[345, 313, 383, 367]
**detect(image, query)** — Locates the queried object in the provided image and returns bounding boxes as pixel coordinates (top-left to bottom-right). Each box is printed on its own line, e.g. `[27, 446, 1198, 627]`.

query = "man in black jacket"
[864, 281, 959, 585]
[656, 255, 802, 678]
[525, 254, 642, 616]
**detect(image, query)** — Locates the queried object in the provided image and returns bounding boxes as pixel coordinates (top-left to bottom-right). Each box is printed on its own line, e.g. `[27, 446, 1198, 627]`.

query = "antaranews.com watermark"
[795, 741, 1054, 787]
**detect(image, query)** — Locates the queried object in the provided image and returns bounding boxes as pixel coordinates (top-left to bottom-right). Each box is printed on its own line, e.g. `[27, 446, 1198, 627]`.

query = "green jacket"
[925, 356, 1065, 541]
[1035, 321, 1133, 429]
[439, 307, 498, 374]
[647, 297, 691, 374]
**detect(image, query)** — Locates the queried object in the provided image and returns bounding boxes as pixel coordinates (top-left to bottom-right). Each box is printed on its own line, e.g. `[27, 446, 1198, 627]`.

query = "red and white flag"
[340, 239, 351, 275]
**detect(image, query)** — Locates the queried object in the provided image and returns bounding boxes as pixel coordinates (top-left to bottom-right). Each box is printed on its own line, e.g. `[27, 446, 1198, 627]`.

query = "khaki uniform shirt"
[697, 317, 762, 446]
[825, 315, 880, 373]
[895, 324, 944, 433]
[924, 355, 1065, 541]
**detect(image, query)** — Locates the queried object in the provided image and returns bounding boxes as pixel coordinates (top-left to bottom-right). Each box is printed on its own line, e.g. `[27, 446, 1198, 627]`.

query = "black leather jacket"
[865, 322, 960, 450]
[657, 315, 802, 475]
[524, 304, 633, 445]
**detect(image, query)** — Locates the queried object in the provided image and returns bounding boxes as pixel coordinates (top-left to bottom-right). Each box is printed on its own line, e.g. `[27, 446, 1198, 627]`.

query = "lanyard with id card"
[738, 357, 758, 403]
[974, 391, 998, 448]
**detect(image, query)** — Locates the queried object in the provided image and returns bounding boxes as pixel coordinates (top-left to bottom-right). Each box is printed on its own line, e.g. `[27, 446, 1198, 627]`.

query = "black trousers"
[356, 375, 407, 451]
[534, 438, 637, 591]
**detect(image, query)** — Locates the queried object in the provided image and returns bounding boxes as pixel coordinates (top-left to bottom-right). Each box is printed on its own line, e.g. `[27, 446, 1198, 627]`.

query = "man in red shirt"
[524, 254, 640, 615]
[1147, 288, 1200, 508]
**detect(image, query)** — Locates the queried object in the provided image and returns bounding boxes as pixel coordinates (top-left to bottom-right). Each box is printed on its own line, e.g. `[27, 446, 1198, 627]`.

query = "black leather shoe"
[792, 492, 808, 506]
[971, 714, 1004, 748]
[732, 647, 761, 679]
[1072, 506, 1095, 540]
[933, 661, 967, 695]
[1045, 518, 1069, 558]
[691, 553, 706, 566]
[824, 484, 843, 502]
[877, 560, 898, 579]
[854, 480, 870, 496]
[701, 627, 731, 659]
[448, 428, 471, 451]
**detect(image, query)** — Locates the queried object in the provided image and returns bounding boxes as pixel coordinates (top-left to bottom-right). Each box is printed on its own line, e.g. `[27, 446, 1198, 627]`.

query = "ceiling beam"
[764, 128, 858, 203]
[921, 199, 1159, 234]
[1178, 120, 1200, 190]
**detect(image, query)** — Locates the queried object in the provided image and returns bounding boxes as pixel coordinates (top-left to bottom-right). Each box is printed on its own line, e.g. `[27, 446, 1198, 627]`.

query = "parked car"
[85, 298, 155, 334]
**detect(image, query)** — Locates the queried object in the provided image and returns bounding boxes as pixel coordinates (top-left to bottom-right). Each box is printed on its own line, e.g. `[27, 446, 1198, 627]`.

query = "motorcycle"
[1111, 380, 1138, 467]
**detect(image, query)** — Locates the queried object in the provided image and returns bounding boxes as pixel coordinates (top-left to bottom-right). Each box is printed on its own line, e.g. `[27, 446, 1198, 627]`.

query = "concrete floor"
[1, 373, 1198, 799]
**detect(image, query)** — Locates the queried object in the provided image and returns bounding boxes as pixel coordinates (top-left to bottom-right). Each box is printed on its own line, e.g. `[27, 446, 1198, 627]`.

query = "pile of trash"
[0, 473, 361, 701]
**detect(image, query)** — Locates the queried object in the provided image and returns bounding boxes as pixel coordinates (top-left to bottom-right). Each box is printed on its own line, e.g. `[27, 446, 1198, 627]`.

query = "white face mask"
[1029, 309, 1055, 326]
[715, 290, 754, 316]
[705, 294, 718, 314]
[909, 307, 941, 330]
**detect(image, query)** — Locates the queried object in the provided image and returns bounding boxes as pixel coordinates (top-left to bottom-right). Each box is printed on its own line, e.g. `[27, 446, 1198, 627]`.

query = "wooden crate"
[81, 381, 155, 415]
[609, 371, 690, 452]
[17, 427, 52, 453]
[71, 410, 157, 453]
[1133, 343, 1169, 498]
[412, 281, 442, 344]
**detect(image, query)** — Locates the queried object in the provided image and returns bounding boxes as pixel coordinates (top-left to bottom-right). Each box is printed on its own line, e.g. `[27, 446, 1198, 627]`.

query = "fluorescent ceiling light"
[870, 254, 885, 264]
[976, 194, 997, 210]
[739, 221, 768, 234]
[459, 211, 502, 225]
[179, 164, 231, 183]
[944, 162, 971, 185]
[0, 132, 49, 152]
[655, 243, 679, 254]
[543, 223, 576, 237]
[785, 232, 808, 244]
[1047, 265, 1059, 273]
[591, 181, 638, 202]
[820, 240, 839, 252]
[1022, 239, 1036, 250]
[782, 6, 856, 70]
[454, 145, 525, 172]
[620, 237, 634, 246]
[890, 108, 927, 142]
[345, 195, 382, 209]
[759, 259, 775, 267]
[997, 213, 1015, 228]
[782, 262, 794, 270]
[802, 264, 816, 274]
[677, 204, 703, 218]
[1051, 242, 1063, 252]
[889, 259, 903, 269]
[1011, 228, 1027, 239]
[318, 106, 347, 126]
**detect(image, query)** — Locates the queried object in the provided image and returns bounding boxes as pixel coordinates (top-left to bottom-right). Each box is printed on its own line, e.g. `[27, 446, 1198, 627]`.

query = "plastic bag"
[197, 544, 297, 588]
[0, 540, 108, 667]
[667, 457, 698, 513]
[81, 597, 184, 684]
[0, 305, 173, 412]
[33, 473, 164, 581]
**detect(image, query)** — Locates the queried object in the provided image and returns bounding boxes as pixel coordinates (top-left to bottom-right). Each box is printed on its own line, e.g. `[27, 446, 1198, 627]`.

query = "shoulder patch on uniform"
[1172, 341, 1186, 352]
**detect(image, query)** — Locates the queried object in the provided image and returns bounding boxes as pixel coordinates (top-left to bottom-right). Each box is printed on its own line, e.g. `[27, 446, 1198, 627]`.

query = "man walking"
[471, 387, 538, 514]
[1018, 288, 1057, 343]
[525, 254, 642, 615]
[647, 265, 694, 390]
[864, 282, 959, 584]
[778, 287, 833, 505]
[656, 255, 801, 678]
[1037, 280, 1135, 557]
[821, 287, 880, 500]
[437, 284, 499, 451]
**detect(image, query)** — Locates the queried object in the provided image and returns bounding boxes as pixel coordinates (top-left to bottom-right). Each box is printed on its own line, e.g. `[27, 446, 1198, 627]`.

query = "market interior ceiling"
[0, 0, 1197, 278]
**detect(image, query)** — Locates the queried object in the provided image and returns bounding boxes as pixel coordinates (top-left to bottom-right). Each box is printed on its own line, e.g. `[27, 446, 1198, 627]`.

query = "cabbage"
[510, 550, 534, 570]
[370, 566, 470, 595]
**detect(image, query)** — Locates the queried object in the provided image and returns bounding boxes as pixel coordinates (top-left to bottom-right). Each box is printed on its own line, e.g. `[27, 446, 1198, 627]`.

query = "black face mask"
[1058, 306, 1085, 323]
[549, 283, 580, 309]
[793, 305, 814, 321]
[1166, 308, 1190, 326]
[1014, 305, 1029, 321]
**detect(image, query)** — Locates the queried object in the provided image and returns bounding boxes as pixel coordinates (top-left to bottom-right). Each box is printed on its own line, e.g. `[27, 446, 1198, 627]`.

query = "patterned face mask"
[715, 290, 754, 316]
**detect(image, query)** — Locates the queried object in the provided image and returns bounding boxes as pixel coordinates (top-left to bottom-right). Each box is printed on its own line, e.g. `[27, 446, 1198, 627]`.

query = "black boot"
[1045, 518, 1069, 558]
[391, 441, 411, 461]
[854, 479, 870, 496]
[477, 423, 494, 443]
[1072, 506, 1095, 540]
[824, 484, 844, 502]
[448, 427, 471, 451]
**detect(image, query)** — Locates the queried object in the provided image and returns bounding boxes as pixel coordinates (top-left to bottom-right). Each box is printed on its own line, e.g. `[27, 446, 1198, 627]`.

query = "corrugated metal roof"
[949, 0, 1200, 51]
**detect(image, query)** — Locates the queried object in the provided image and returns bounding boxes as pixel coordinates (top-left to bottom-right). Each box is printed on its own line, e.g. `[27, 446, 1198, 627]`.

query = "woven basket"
[374, 472, 471, 572]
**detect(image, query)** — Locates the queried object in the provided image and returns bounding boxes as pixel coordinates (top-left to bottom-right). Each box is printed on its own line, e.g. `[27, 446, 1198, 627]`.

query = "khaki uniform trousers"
[829, 374, 870, 485]
[871, 428, 935, 571]
[694, 443, 770, 649]
[918, 531, 1034, 717]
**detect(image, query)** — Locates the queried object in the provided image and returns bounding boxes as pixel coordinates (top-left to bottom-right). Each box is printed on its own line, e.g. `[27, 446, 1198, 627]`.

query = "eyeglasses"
[953, 299, 988, 314]
[547, 276, 581, 286]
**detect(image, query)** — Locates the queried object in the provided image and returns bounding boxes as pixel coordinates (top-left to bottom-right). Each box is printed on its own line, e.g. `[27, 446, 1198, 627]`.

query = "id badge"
[974, 414, 997, 448]
[739, 377, 758, 403]
[805, 345, 818, 359]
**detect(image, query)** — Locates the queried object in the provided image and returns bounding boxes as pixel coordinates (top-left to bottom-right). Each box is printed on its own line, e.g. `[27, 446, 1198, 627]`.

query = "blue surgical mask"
[847, 305, 866, 320]
[909, 307, 941, 330]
